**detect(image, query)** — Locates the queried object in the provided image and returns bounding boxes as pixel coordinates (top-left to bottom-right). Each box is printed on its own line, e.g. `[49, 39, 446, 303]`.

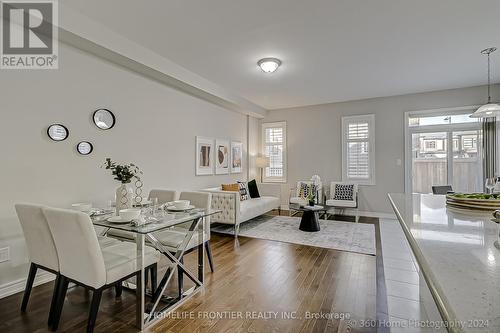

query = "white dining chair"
[152, 191, 213, 296]
[148, 189, 180, 205]
[15, 203, 128, 330]
[42, 207, 160, 333]
[15, 203, 61, 327]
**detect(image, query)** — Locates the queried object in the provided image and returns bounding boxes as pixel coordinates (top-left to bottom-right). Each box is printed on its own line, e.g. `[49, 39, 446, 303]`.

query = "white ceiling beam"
[57, 4, 267, 118]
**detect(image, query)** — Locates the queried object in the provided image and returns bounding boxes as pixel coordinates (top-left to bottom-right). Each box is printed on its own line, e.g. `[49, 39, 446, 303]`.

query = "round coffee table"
[289, 204, 327, 232]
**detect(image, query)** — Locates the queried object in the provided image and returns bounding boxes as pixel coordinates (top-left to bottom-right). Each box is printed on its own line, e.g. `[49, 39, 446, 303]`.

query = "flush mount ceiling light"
[257, 57, 281, 73]
[470, 47, 500, 118]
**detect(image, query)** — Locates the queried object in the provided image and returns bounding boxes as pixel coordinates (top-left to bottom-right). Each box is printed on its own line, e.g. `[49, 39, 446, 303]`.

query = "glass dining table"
[91, 208, 220, 330]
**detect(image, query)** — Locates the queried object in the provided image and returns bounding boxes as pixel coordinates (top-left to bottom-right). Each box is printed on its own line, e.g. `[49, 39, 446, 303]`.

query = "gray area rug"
[211, 215, 376, 255]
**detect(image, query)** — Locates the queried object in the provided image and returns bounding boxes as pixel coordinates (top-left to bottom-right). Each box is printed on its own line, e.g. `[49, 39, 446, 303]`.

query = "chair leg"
[21, 263, 37, 312]
[114, 282, 122, 297]
[86, 289, 103, 333]
[48, 274, 61, 326]
[234, 223, 240, 238]
[177, 257, 184, 298]
[51, 276, 69, 331]
[150, 264, 157, 293]
[205, 241, 215, 272]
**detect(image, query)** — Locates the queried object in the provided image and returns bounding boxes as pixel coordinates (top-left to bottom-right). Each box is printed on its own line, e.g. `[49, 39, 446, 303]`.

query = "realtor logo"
[1, 0, 58, 69]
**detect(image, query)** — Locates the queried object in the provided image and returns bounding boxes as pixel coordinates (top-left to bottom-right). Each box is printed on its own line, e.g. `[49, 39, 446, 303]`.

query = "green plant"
[103, 158, 142, 184]
[306, 185, 316, 202]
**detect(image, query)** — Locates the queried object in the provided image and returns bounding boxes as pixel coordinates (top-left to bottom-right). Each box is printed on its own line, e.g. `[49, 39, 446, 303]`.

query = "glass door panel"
[412, 132, 448, 194]
[452, 130, 482, 192]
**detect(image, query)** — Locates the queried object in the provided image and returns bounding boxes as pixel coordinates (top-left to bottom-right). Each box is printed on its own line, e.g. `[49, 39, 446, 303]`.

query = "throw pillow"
[298, 182, 316, 199]
[333, 184, 354, 201]
[237, 181, 249, 201]
[221, 183, 239, 192]
[247, 179, 260, 198]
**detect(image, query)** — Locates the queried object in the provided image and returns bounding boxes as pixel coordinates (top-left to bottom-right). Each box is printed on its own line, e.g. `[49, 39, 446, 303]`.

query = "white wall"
[0, 43, 259, 291]
[262, 84, 500, 214]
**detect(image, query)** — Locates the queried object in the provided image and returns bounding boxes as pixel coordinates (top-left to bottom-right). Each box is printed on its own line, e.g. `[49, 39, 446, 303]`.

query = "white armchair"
[325, 182, 359, 221]
[289, 180, 323, 215]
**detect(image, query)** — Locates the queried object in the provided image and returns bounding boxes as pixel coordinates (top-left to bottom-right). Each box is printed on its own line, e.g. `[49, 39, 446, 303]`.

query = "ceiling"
[64, 0, 500, 110]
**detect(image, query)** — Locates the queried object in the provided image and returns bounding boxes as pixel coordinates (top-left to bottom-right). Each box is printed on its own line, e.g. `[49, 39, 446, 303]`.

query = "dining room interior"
[1, 1, 500, 333]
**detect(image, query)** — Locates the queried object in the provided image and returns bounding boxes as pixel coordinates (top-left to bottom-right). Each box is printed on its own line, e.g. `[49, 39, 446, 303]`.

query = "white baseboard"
[0, 270, 56, 299]
[281, 205, 396, 220]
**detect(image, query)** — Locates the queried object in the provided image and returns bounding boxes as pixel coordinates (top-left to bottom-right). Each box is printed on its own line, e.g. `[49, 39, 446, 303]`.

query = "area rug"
[211, 215, 376, 255]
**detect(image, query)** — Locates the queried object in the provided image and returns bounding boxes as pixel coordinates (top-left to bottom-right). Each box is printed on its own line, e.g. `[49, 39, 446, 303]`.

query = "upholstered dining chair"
[43, 207, 160, 333]
[15, 203, 61, 327]
[14, 203, 122, 328]
[152, 191, 213, 296]
[148, 189, 180, 205]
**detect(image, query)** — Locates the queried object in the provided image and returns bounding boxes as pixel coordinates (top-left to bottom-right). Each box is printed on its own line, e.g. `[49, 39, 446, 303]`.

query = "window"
[425, 141, 437, 149]
[342, 114, 375, 185]
[262, 122, 287, 182]
[406, 108, 482, 194]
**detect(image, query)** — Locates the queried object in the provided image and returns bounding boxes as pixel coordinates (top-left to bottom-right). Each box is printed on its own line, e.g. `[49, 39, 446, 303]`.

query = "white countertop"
[388, 193, 500, 333]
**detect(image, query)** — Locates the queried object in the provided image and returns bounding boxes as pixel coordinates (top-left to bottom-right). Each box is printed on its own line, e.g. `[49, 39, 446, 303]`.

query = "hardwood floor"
[0, 214, 379, 333]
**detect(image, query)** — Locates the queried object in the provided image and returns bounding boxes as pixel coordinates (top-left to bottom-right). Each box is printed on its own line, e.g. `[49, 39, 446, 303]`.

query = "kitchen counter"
[388, 193, 500, 333]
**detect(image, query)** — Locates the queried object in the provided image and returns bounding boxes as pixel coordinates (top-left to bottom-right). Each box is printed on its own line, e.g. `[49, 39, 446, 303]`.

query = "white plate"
[166, 205, 195, 212]
[107, 216, 132, 224]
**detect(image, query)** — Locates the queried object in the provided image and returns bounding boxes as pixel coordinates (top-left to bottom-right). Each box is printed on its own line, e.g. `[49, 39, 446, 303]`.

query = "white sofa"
[203, 183, 281, 237]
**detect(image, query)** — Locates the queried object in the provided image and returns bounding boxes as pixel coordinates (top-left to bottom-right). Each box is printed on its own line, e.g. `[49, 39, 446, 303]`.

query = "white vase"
[115, 183, 134, 214]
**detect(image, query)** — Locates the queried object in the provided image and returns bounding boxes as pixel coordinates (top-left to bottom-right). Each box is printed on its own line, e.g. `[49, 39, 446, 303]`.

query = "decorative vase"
[309, 198, 315, 207]
[115, 183, 134, 214]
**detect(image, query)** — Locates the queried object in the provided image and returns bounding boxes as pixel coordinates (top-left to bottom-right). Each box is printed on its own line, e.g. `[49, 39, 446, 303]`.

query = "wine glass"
[485, 178, 495, 194]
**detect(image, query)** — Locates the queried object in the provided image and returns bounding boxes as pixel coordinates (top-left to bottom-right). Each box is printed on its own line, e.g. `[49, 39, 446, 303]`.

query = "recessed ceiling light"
[257, 57, 281, 73]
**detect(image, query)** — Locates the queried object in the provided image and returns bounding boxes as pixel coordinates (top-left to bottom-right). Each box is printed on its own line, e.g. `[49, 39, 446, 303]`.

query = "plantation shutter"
[342, 115, 375, 184]
[262, 122, 287, 182]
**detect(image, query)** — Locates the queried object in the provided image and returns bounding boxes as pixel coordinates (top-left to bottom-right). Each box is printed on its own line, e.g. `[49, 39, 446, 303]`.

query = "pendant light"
[471, 47, 500, 118]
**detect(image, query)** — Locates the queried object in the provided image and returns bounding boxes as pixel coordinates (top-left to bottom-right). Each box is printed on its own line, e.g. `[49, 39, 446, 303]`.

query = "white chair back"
[43, 207, 106, 289]
[149, 189, 179, 205]
[329, 182, 358, 203]
[179, 191, 212, 241]
[15, 203, 59, 271]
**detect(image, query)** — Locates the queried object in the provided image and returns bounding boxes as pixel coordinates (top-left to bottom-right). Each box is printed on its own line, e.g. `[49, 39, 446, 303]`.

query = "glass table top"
[91, 209, 220, 234]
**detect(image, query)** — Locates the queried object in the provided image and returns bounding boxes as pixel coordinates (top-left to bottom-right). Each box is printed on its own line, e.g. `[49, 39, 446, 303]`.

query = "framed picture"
[196, 136, 214, 175]
[215, 139, 230, 174]
[230, 141, 243, 174]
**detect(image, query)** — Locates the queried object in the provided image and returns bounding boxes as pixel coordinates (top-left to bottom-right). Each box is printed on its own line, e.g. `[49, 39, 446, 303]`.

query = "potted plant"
[307, 189, 316, 207]
[102, 158, 142, 213]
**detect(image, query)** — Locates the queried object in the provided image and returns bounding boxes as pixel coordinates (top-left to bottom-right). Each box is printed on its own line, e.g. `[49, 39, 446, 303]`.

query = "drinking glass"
[150, 197, 158, 216]
[107, 200, 114, 213]
[486, 178, 495, 194]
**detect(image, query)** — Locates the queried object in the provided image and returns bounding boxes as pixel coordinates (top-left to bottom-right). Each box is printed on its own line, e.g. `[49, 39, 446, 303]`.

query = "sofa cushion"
[289, 197, 307, 205]
[238, 196, 280, 223]
[326, 199, 357, 208]
[247, 179, 260, 198]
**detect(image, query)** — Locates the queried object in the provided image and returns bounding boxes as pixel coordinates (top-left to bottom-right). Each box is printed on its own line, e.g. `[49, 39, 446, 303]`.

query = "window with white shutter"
[262, 122, 287, 182]
[342, 115, 375, 185]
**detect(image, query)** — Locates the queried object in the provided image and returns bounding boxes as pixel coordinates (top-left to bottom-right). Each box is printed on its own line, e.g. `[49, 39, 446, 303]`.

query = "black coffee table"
[289, 204, 328, 232]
